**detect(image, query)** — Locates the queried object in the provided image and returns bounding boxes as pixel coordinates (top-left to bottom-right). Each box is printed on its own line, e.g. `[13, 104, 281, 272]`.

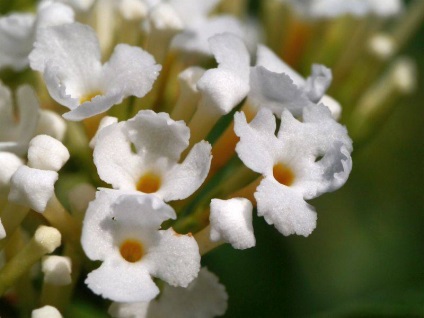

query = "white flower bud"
[27, 135, 70, 171]
[32, 305, 63, 318]
[8, 166, 58, 213]
[42, 255, 72, 285]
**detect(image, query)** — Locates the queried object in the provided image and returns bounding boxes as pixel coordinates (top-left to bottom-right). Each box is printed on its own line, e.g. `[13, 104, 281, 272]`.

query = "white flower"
[249, 45, 336, 118]
[0, 1, 74, 71]
[0, 83, 40, 155]
[210, 198, 255, 250]
[234, 105, 352, 236]
[8, 135, 70, 213]
[109, 267, 228, 318]
[29, 22, 161, 121]
[81, 191, 200, 302]
[93, 110, 212, 202]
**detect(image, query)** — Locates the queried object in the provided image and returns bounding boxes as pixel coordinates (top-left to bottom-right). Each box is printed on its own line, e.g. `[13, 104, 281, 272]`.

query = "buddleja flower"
[249, 45, 337, 118]
[81, 191, 200, 302]
[29, 22, 161, 120]
[93, 110, 212, 202]
[0, 0, 74, 71]
[234, 105, 352, 236]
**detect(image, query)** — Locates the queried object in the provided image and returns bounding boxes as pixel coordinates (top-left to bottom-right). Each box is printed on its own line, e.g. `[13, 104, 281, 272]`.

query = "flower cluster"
[0, 0, 419, 317]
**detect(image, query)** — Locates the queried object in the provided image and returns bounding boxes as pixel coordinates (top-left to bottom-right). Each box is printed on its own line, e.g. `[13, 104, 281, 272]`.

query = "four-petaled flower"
[82, 191, 200, 302]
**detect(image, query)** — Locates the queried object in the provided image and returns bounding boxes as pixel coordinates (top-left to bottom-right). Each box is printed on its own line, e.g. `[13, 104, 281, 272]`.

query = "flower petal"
[82, 191, 176, 262]
[249, 65, 313, 117]
[303, 64, 332, 103]
[102, 44, 161, 99]
[144, 229, 200, 288]
[318, 95, 341, 120]
[30, 21, 101, 80]
[124, 110, 189, 162]
[210, 198, 255, 250]
[81, 190, 121, 261]
[256, 45, 305, 86]
[62, 92, 123, 121]
[234, 109, 278, 174]
[317, 143, 353, 193]
[93, 122, 143, 190]
[35, 1, 74, 29]
[197, 33, 250, 115]
[255, 177, 317, 237]
[89, 116, 118, 148]
[159, 141, 211, 201]
[148, 267, 228, 318]
[108, 301, 149, 318]
[111, 194, 176, 230]
[8, 166, 58, 213]
[29, 22, 102, 107]
[86, 256, 159, 302]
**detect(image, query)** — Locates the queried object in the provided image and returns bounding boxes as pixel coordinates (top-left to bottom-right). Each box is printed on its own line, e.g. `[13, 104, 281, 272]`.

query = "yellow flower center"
[273, 162, 295, 186]
[119, 239, 144, 263]
[79, 91, 103, 104]
[136, 172, 161, 193]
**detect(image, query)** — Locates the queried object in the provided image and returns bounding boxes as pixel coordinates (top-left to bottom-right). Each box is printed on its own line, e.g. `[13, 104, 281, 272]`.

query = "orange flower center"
[136, 172, 161, 193]
[273, 163, 295, 186]
[119, 239, 144, 263]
